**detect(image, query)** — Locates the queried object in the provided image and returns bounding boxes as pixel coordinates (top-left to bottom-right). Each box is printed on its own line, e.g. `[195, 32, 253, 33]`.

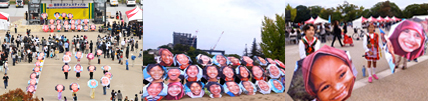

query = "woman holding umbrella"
[87, 53, 94, 65]
[88, 65, 96, 79]
[62, 64, 71, 79]
[74, 64, 83, 80]
[87, 79, 99, 99]
[55, 84, 66, 100]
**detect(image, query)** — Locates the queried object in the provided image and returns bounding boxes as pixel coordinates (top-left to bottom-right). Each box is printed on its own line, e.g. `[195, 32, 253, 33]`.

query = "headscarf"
[164, 82, 185, 100]
[389, 20, 426, 60]
[302, 45, 356, 97]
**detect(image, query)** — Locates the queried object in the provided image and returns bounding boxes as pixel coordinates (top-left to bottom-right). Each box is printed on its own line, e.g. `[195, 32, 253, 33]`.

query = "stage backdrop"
[42, 3, 94, 19]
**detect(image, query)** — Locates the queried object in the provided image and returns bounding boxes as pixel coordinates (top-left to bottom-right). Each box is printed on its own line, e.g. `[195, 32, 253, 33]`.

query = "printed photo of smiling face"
[197, 54, 212, 66]
[389, 20, 426, 60]
[257, 57, 268, 66]
[33, 67, 41, 72]
[105, 72, 112, 79]
[225, 82, 241, 97]
[204, 65, 219, 82]
[103, 65, 111, 71]
[30, 72, 39, 79]
[165, 82, 184, 100]
[167, 68, 183, 83]
[28, 79, 38, 85]
[88, 65, 96, 72]
[236, 66, 251, 81]
[146, 64, 166, 83]
[228, 57, 240, 66]
[185, 65, 200, 81]
[75, 64, 82, 72]
[214, 55, 228, 67]
[275, 59, 285, 68]
[56, 84, 65, 92]
[268, 64, 281, 79]
[207, 82, 223, 98]
[147, 82, 164, 98]
[101, 77, 110, 86]
[267, 58, 276, 65]
[27, 85, 36, 93]
[269, 79, 284, 93]
[242, 56, 254, 66]
[257, 80, 271, 94]
[221, 66, 235, 81]
[242, 81, 256, 95]
[159, 48, 173, 66]
[307, 55, 355, 101]
[187, 81, 203, 97]
[90, 80, 97, 87]
[175, 54, 191, 69]
[251, 66, 265, 81]
[70, 83, 79, 92]
[63, 65, 70, 72]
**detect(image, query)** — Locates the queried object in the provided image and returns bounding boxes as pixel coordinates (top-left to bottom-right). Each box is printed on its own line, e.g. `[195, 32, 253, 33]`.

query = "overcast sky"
[143, 0, 285, 55]
[287, 0, 427, 10]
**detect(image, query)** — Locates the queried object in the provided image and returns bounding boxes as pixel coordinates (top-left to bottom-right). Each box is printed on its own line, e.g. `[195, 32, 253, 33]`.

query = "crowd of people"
[142, 48, 286, 101]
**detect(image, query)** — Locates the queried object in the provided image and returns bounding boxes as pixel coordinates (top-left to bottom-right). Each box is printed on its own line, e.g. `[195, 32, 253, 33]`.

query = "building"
[173, 32, 197, 48]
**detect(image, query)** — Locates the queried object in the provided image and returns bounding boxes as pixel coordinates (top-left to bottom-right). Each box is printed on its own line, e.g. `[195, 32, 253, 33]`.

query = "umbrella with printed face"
[100, 76, 110, 86]
[287, 45, 357, 101]
[63, 55, 71, 63]
[69, 83, 80, 92]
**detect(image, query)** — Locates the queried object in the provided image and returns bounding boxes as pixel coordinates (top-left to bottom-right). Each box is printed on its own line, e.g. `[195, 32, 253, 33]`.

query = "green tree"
[370, 1, 403, 18]
[309, 6, 323, 18]
[250, 38, 263, 59]
[286, 4, 297, 22]
[403, 4, 428, 18]
[294, 5, 310, 23]
[143, 49, 157, 65]
[260, 14, 285, 63]
[225, 54, 241, 59]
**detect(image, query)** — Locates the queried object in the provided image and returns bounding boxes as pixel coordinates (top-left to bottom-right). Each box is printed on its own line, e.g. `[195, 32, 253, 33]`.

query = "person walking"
[111, 90, 116, 101]
[331, 21, 344, 47]
[90, 40, 93, 53]
[14, 24, 17, 34]
[3, 73, 8, 89]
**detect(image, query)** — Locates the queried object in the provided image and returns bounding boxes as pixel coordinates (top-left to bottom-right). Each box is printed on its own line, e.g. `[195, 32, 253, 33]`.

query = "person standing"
[299, 24, 320, 59]
[111, 90, 116, 101]
[90, 40, 93, 53]
[73, 93, 77, 101]
[135, 41, 138, 53]
[25, 11, 28, 21]
[126, 58, 129, 70]
[117, 90, 123, 101]
[363, 24, 381, 83]
[14, 24, 17, 34]
[3, 73, 8, 89]
[331, 21, 344, 47]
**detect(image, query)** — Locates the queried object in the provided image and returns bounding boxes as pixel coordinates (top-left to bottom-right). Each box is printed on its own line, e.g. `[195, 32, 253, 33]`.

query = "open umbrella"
[384, 19, 427, 73]
[50, 24, 55, 32]
[63, 55, 71, 63]
[74, 64, 83, 73]
[87, 53, 94, 60]
[100, 76, 110, 86]
[56, 19, 61, 25]
[43, 25, 49, 32]
[55, 84, 65, 92]
[102, 65, 111, 71]
[75, 51, 83, 59]
[62, 64, 71, 72]
[87, 79, 99, 88]
[97, 49, 103, 56]
[69, 82, 80, 92]
[65, 51, 72, 57]
[49, 19, 55, 25]
[91, 24, 96, 31]
[84, 19, 89, 25]
[67, 13, 73, 19]
[88, 65, 96, 72]
[287, 45, 357, 101]
[56, 24, 62, 31]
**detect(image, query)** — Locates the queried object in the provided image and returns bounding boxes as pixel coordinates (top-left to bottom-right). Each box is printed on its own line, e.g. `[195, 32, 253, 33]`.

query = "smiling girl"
[363, 23, 382, 83]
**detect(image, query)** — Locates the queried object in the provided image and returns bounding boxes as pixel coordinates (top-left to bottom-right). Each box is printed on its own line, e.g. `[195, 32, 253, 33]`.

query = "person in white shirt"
[299, 24, 320, 59]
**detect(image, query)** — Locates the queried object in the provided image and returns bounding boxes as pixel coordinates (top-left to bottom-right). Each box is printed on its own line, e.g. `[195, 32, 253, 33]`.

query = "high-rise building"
[173, 32, 197, 48]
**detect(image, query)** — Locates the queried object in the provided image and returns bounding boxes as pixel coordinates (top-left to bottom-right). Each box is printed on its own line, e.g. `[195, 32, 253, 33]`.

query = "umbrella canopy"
[352, 17, 365, 28]
[126, 7, 143, 21]
[391, 16, 401, 21]
[0, 12, 9, 21]
[304, 17, 314, 24]
[377, 16, 385, 22]
[367, 16, 377, 22]
[384, 16, 391, 22]
[87, 79, 99, 88]
[313, 16, 329, 24]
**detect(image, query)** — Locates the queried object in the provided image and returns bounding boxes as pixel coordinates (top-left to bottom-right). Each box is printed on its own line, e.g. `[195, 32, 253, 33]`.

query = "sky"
[143, 0, 285, 55]
[286, 0, 427, 10]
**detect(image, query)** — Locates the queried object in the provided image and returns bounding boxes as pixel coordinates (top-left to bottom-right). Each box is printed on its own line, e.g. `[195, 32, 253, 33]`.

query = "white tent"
[352, 17, 364, 28]
[0, 12, 9, 30]
[125, 7, 142, 22]
[313, 16, 329, 24]
[412, 15, 428, 20]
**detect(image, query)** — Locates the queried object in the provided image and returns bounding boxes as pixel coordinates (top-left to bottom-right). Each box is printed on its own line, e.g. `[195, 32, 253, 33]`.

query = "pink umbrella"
[97, 49, 103, 55]
[43, 25, 49, 32]
[77, 25, 82, 30]
[35, 61, 41, 67]
[50, 25, 55, 32]
[90, 24, 96, 31]
[56, 25, 62, 31]
[49, 19, 55, 25]
[63, 55, 71, 63]
[71, 24, 75, 30]
[87, 53, 94, 60]
[84, 19, 89, 25]
[84, 25, 89, 31]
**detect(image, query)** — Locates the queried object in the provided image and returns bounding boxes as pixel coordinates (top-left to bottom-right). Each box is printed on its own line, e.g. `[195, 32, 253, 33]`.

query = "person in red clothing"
[363, 23, 382, 83]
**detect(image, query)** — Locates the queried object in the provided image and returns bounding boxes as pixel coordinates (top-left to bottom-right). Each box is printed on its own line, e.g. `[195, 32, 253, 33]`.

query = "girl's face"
[269, 65, 280, 77]
[398, 29, 422, 52]
[229, 57, 239, 65]
[177, 54, 189, 65]
[149, 66, 164, 81]
[207, 66, 218, 79]
[209, 84, 221, 95]
[216, 55, 227, 65]
[103, 66, 109, 70]
[258, 81, 270, 92]
[30, 73, 37, 79]
[311, 55, 354, 101]
[64, 66, 69, 72]
[56, 85, 63, 92]
[161, 50, 173, 65]
[239, 67, 249, 78]
[30, 79, 37, 85]
[222, 67, 234, 79]
[187, 66, 199, 78]
[76, 65, 81, 71]
[102, 77, 109, 85]
[368, 25, 375, 33]
[106, 74, 112, 78]
[252, 66, 263, 78]
[28, 86, 35, 92]
[34, 67, 40, 72]
[258, 57, 267, 64]
[243, 81, 254, 95]
[91, 81, 97, 86]
[201, 55, 210, 64]
[305, 26, 315, 38]
[89, 66, 95, 72]
[226, 82, 240, 95]
[190, 83, 201, 95]
[243, 56, 253, 65]
[148, 83, 162, 97]
[273, 80, 283, 91]
[168, 69, 180, 81]
[168, 84, 181, 96]
[71, 84, 79, 91]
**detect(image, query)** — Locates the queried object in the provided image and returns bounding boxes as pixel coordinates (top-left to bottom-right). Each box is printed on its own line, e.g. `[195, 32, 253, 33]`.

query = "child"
[4, 61, 8, 74]
[138, 49, 142, 58]
[299, 24, 320, 59]
[50, 49, 54, 58]
[363, 23, 382, 83]
[126, 58, 129, 70]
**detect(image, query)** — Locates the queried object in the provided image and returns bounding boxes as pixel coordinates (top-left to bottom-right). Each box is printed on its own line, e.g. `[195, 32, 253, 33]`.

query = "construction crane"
[211, 31, 224, 50]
